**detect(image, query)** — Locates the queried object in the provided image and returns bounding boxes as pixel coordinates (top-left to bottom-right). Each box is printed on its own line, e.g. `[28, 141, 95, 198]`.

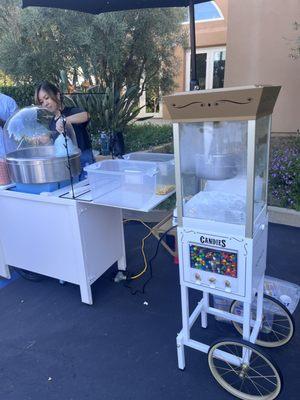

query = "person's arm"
[8, 99, 18, 116]
[55, 112, 90, 133]
[66, 111, 89, 125]
[0, 98, 18, 128]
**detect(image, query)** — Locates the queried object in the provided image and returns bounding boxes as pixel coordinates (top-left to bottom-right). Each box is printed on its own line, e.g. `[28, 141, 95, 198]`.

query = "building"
[225, 0, 299, 134]
[141, 0, 299, 134]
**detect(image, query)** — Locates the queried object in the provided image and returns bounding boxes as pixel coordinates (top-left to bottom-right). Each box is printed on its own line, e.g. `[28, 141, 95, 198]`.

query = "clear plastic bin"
[264, 276, 300, 314]
[123, 152, 175, 195]
[85, 159, 158, 209]
[213, 276, 300, 323]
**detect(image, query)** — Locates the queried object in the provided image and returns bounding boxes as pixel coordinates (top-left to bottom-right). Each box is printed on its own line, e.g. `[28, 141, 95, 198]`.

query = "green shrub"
[0, 85, 35, 108]
[124, 123, 173, 153]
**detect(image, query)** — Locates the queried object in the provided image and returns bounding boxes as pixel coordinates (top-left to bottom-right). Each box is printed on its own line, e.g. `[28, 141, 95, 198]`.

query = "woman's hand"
[55, 116, 65, 133]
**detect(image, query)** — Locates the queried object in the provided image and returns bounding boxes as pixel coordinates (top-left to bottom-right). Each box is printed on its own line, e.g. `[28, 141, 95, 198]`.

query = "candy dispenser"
[163, 86, 295, 400]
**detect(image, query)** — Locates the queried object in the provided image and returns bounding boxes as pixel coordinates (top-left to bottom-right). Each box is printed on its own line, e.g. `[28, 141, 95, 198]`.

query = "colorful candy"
[190, 245, 237, 278]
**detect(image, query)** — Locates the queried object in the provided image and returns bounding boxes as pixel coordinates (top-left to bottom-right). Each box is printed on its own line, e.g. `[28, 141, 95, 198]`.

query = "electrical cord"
[122, 220, 177, 295]
[122, 219, 153, 280]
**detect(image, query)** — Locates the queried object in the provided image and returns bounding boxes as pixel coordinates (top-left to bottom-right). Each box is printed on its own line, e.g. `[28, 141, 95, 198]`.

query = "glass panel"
[190, 244, 238, 278]
[213, 51, 226, 89]
[194, 2, 223, 21]
[254, 116, 270, 220]
[179, 121, 248, 225]
[195, 53, 207, 90]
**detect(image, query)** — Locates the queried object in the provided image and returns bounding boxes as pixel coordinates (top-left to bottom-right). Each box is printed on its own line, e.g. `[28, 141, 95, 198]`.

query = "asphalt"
[0, 222, 299, 400]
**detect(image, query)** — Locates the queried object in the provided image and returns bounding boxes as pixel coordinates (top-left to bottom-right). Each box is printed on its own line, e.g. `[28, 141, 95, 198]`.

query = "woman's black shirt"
[49, 107, 91, 152]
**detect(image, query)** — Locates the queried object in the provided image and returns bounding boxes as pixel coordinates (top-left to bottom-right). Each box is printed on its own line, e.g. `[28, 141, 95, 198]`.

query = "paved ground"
[0, 222, 299, 400]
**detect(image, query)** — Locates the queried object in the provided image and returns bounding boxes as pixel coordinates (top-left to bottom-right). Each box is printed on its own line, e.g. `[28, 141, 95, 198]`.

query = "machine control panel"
[191, 270, 237, 292]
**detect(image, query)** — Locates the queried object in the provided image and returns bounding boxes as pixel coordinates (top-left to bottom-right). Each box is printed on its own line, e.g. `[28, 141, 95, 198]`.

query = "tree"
[0, 70, 14, 85]
[0, 0, 186, 97]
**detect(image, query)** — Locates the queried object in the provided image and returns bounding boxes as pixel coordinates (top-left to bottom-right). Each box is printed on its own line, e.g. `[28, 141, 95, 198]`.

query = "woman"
[35, 81, 94, 178]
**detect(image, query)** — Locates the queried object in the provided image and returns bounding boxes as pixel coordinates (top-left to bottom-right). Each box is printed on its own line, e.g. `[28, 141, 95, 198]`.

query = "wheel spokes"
[209, 341, 281, 399]
[244, 375, 272, 396]
[248, 366, 278, 385]
[231, 296, 294, 347]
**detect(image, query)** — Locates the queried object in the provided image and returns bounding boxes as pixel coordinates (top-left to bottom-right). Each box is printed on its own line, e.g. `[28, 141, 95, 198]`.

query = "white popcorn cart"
[163, 86, 295, 399]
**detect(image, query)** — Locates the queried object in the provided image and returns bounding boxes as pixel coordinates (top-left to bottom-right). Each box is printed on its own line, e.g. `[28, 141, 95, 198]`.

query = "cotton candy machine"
[3, 107, 81, 184]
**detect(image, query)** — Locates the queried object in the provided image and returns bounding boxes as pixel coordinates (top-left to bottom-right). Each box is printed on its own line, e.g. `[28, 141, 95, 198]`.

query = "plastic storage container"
[123, 152, 175, 195]
[213, 276, 300, 322]
[85, 159, 159, 209]
[264, 276, 300, 314]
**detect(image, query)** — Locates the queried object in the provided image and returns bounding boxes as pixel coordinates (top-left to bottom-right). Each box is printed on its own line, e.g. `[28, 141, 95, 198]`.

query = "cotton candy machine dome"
[3, 107, 81, 184]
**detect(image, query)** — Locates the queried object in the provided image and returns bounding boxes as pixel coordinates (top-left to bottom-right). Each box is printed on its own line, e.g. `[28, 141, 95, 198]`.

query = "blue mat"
[0, 270, 19, 289]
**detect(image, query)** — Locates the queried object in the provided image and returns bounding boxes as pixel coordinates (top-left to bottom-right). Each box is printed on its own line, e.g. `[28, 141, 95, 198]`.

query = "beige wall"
[225, 0, 300, 133]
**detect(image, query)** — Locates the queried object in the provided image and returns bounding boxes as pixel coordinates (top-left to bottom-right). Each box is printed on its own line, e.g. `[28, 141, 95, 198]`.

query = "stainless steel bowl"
[195, 153, 238, 180]
[6, 146, 81, 184]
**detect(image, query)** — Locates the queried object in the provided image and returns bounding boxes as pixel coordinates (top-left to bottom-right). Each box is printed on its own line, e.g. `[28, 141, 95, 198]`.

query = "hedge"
[124, 123, 173, 153]
[0, 85, 35, 108]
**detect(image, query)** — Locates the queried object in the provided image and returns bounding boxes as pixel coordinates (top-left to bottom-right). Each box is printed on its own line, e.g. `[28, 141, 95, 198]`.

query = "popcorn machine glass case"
[178, 118, 269, 228]
[163, 86, 280, 299]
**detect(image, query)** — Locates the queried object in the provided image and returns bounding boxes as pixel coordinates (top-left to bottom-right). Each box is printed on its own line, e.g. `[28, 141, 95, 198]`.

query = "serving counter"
[0, 179, 174, 304]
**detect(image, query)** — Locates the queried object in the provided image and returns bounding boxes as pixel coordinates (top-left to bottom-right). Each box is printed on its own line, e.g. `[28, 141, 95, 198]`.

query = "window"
[212, 50, 226, 89]
[185, 47, 226, 90]
[195, 53, 207, 90]
[139, 79, 162, 118]
[183, 1, 223, 24]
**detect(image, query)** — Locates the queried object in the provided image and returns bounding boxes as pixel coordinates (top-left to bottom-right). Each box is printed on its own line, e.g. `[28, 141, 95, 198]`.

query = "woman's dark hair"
[35, 81, 62, 106]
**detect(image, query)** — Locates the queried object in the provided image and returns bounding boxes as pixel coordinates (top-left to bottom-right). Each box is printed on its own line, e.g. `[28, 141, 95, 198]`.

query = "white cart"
[0, 176, 174, 305]
[0, 181, 126, 305]
[163, 86, 295, 399]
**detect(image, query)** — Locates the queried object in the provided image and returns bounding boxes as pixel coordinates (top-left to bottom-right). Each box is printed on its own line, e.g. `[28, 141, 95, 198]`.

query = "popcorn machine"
[164, 86, 295, 400]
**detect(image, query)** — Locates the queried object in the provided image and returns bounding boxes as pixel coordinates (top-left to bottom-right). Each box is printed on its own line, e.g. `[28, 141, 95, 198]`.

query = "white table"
[0, 180, 174, 304]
